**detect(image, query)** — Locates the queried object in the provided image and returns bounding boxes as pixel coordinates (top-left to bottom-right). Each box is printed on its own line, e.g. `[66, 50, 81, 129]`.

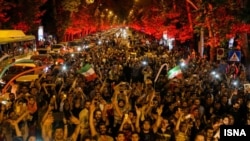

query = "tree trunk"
[199, 28, 204, 57]
[240, 33, 250, 80]
[185, 0, 193, 31]
[240, 33, 249, 64]
[206, 4, 216, 62]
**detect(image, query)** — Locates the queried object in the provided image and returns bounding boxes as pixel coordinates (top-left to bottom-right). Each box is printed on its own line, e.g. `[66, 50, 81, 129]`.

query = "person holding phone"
[112, 83, 131, 130]
[118, 113, 135, 141]
[41, 104, 81, 141]
[89, 100, 114, 141]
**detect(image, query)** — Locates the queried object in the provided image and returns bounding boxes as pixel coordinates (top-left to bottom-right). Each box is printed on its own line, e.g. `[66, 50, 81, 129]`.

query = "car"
[15, 74, 39, 83]
[36, 48, 50, 55]
[0, 54, 11, 72]
[0, 74, 39, 96]
[68, 41, 83, 52]
[51, 44, 65, 54]
[1, 61, 42, 84]
[58, 42, 68, 47]
[30, 54, 54, 65]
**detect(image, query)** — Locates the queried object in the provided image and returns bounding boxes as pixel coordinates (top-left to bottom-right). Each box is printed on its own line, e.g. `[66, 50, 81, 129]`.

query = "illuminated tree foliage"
[129, 0, 193, 42]
[61, 0, 81, 16]
[188, 0, 250, 61]
[0, 0, 13, 28]
[64, 0, 134, 38]
[3, 0, 47, 34]
[1, 0, 250, 51]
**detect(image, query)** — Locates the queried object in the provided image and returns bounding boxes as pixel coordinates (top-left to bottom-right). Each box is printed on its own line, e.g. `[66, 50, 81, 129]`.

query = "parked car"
[30, 54, 54, 65]
[51, 44, 65, 54]
[15, 74, 39, 83]
[0, 54, 11, 72]
[68, 40, 83, 52]
[36, 48, 50, 55]
[1, 61, 42, 84]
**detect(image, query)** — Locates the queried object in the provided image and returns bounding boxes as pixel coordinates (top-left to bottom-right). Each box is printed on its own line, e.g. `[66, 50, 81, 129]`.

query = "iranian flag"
[78, 63, 97, 81]
[167, 66, 183, 79]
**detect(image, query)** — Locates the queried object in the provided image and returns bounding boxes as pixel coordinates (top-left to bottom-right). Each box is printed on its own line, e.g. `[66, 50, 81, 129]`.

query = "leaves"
[62, 0, 81, 13]
[2, 0, 47, 33]
[0, 0, 13, 24]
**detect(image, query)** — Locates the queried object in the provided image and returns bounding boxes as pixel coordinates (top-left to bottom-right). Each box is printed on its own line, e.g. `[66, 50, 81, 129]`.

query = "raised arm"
[135, 105, 142, 133]
[89, 101, 98, 137]
[124, 91, 131, 110]
[119, 114, 135, 132]
[175, 111, 184, 133]
[152, 105, 163, 133]
[9, 120, 22, 137]
[112, 90, 123, 118]
[68, 116, 81, 141]
[9, 111, 29, 136]
[101, 101, 111, 126]
[41, 105, 54, 141]
[15, 111, 30, 124]
[0, 105, 6, 124]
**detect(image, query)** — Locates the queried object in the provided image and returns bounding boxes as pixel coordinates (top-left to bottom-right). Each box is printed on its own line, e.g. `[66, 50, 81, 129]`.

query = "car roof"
[52, 44, 64, 47]
[31, 54, 50, 57]
[36, 48, 48, 50]
[31, 54, 52, 59]
[14, 63, 37, 67]
[16, 74, 39, 82]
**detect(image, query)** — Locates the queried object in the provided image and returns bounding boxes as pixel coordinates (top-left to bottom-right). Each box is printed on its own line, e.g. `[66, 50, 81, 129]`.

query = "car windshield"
[51, 44, 63, 49]
[68, 41, 82, 46]
[31, 55, 48, 61]
[37, 49, 47, 54]
[30, 55, 53, 65]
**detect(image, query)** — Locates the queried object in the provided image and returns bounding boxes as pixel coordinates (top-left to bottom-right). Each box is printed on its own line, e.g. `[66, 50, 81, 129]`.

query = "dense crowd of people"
[0, 30, 250, 141]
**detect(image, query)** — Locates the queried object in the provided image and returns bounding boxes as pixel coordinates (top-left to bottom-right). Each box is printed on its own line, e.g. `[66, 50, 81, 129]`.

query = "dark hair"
[142, 118, 152, 125]
[131, 131, 140, 136]
[82, 136, 92, 141]
[205, 126, 213, 131]
[222, 114, 229, 119]
[173, 106, 181, 114]
[97, 122, 106, 128]
[53, 121, 64, 131]
[194, 132, 205, 140]
[116, 131, 125, 137]
[26, 135, 36, 141]
[118, 99, 125, 104]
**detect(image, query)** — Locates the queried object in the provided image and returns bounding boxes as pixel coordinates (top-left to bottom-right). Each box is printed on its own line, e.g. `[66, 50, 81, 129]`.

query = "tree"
[3, 0, 47, 34]
[234, 0, 250, 78]
[0, 0, 12, 28]
[61, 0, 81, 17]
[129, 0, 194, 43]
[184, 0, 246, 61]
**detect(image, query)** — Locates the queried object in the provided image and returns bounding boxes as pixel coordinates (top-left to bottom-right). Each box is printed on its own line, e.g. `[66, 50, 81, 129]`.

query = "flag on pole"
[78, 63, 97, 81]
[167, 66, 183, 79]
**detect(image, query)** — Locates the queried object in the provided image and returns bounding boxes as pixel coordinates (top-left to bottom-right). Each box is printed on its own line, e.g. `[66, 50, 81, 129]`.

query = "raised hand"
[70, 116, 80, 125]
[43, 115, 54, 126]
[156, 105, 163, 116]
[135, 105, 141, 116]
[90, 101, 96, 112]
[8, 119, 17, 127]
